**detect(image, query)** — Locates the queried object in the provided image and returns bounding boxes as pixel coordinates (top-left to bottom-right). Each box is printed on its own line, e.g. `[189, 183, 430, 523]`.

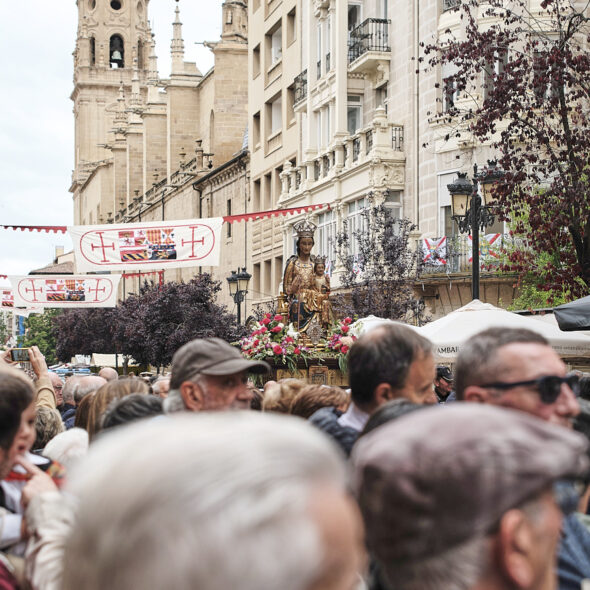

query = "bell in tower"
[110, 35, 125, 68]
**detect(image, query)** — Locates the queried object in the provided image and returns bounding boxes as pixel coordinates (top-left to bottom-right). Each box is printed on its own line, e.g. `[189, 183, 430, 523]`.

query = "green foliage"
[23, 310, 61, 365]
[508, 280, 569, 312]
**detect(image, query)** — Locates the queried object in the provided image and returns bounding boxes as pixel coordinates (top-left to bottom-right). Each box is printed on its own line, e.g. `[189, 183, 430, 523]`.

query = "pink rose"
[273, 344, 283, 355]
[260, 327, 267, 334]
[294, 347, 301, 355]
[340, 345, 349, 354]
[341, 325, 350, 334]
[285, 336, 294, 344]
[274, 314, 283, 321]
[261, 318, 271, 325]
[271, 326, 282, 333]
[344, 317, 352, 325]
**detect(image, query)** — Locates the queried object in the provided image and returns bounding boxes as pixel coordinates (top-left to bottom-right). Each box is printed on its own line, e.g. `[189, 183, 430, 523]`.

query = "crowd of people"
[1, 322, 590, 590]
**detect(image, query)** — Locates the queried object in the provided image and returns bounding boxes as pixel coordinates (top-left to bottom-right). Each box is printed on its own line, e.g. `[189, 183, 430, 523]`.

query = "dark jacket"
[558, 513, 590, 590]
[308, 407, 359, 456]
[60, 404, 76, 430]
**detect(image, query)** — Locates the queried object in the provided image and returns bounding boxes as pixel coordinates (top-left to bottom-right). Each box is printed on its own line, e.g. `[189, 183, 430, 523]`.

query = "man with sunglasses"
[455, 327, 587, 590]
[455, 327, 579, 428]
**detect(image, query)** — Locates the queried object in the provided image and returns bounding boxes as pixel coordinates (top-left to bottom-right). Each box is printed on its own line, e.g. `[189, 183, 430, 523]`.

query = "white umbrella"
[416, 300, 590, 360]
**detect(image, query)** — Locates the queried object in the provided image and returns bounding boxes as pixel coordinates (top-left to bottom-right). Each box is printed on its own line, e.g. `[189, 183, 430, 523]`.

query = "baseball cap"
[170, 338, 270, 389]
[351, 404, 589, 563]
[436, 365, 453, 382]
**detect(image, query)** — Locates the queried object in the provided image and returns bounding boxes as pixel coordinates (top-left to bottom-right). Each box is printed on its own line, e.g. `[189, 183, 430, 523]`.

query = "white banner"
[9, 275, 121, 308]
[69, 218, 223, 273]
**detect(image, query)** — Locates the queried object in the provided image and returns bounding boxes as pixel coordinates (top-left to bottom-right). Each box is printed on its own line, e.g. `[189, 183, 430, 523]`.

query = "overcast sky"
[0, 0, 223, 288]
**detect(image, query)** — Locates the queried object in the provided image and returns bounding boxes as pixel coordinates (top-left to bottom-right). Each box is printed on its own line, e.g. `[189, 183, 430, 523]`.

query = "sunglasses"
[480, 373, 580, 405]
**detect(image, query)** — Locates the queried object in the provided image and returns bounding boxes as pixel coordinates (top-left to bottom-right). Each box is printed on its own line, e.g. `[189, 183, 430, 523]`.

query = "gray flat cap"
[170, 338, 269, 390]
[351, 404, 589, 563]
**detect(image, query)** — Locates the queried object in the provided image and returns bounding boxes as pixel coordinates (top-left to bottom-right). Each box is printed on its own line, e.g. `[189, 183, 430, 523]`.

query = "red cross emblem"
[181, 226, 206, 258]
[90, 231, 116, 262]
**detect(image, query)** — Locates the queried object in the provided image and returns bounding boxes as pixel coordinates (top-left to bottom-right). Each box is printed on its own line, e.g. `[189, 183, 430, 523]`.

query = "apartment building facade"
[248, 0, 520, 318]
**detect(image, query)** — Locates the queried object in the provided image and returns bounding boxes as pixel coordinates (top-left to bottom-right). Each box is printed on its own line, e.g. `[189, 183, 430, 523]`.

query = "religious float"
[239, 220, 355, 385]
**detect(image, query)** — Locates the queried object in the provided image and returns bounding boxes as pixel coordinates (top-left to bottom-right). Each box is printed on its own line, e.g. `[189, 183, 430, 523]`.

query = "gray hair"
[152, 377, 170, 395]
[379, 494, 546, 590]
[62, 377, 80, 405]
[162, 387, 185, 413]
[455, 327, 548, 399]
[162, 374, 206, 413]
[34, 407, 64, 450]
[380, 535, 490, 590]
[63, 413, 346, 590]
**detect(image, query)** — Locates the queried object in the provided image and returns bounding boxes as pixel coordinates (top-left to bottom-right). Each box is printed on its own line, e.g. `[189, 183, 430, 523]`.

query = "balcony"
[348, 18, 391, 78]
[278, 116, 405, 203]
[420, 234, 520, 275]
[294, 69, 307, 106]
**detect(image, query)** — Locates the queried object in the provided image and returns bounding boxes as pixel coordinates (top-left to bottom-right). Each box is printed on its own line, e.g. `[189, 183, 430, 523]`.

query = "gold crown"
[314, 255, 327, 265]
[294, 219, 317, 239]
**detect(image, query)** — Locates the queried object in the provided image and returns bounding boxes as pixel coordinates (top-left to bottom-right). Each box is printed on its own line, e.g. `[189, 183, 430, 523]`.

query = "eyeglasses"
[479, 373, 580, 405]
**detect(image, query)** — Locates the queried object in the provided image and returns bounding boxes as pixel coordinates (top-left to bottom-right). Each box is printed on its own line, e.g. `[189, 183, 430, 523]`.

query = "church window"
[111, 0, 122, 9]
[90, 37, 96, 66]
[110, 35, 125, 68]
[137, 39, 143, 69]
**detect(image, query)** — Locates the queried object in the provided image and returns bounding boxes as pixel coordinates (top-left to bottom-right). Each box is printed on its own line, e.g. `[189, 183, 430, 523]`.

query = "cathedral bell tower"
[71, 0, 152, 224]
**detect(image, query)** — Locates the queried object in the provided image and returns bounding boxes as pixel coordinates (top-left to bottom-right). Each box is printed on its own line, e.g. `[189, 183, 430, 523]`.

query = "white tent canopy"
[417, 300, 590, 360]
[90, 353, 137, 368]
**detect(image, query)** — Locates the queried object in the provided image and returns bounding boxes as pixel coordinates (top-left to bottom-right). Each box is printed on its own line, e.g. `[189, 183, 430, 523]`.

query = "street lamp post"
[227, 267, 251, 324]
[447, 161, 503, 300]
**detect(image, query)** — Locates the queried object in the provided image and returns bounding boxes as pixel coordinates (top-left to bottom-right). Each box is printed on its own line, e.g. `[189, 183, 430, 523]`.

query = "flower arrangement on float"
[239, 313, 357, 375]
[239, 313, 310, 374]
[325, 316, 357, 373]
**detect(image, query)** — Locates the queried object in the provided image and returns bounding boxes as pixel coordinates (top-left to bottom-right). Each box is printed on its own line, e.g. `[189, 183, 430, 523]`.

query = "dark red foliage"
[423, 0, 590, 298]
[53, 275, 244, 366]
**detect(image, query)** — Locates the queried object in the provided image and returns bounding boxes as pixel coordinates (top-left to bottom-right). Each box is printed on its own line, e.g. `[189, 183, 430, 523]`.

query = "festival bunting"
[9, 275, 121, 308]
[422, 237, 447, 265]
[69, 218, 223, 273]
[1, 203, 330, 236]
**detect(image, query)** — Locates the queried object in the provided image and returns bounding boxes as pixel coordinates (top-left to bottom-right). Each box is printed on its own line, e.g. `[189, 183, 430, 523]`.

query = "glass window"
[271, 96, 282, 134]
[316, 210, 337, 264]
[347, 95, 362, 135]
[271, 27, 282, 64]
[347, 197, 367, 255]
[348, 3, 362, 32]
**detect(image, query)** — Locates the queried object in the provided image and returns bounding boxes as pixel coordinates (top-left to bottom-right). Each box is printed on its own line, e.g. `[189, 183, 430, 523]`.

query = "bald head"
[98, 367, 119, 382]
[74, 375, 107, 405]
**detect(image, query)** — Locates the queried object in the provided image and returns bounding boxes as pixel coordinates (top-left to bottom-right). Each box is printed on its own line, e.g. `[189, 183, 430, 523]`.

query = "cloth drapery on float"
[8, 275, 121, 308]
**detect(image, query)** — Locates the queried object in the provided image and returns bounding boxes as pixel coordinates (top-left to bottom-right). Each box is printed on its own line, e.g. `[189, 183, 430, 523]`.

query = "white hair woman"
[63, 413, 366, 590]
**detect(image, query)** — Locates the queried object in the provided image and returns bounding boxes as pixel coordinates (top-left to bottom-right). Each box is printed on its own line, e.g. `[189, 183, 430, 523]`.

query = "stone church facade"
[71, 0, 251, 310]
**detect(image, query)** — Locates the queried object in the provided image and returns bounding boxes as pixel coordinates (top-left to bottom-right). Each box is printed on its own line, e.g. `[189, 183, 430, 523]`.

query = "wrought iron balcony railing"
[392, 125, 404, 151]
[294, 69, 307, 104]
[348, 18, 391, 65]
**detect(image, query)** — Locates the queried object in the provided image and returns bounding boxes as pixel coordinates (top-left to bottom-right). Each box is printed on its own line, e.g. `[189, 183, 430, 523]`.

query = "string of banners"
[1, 204, 329, 309]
